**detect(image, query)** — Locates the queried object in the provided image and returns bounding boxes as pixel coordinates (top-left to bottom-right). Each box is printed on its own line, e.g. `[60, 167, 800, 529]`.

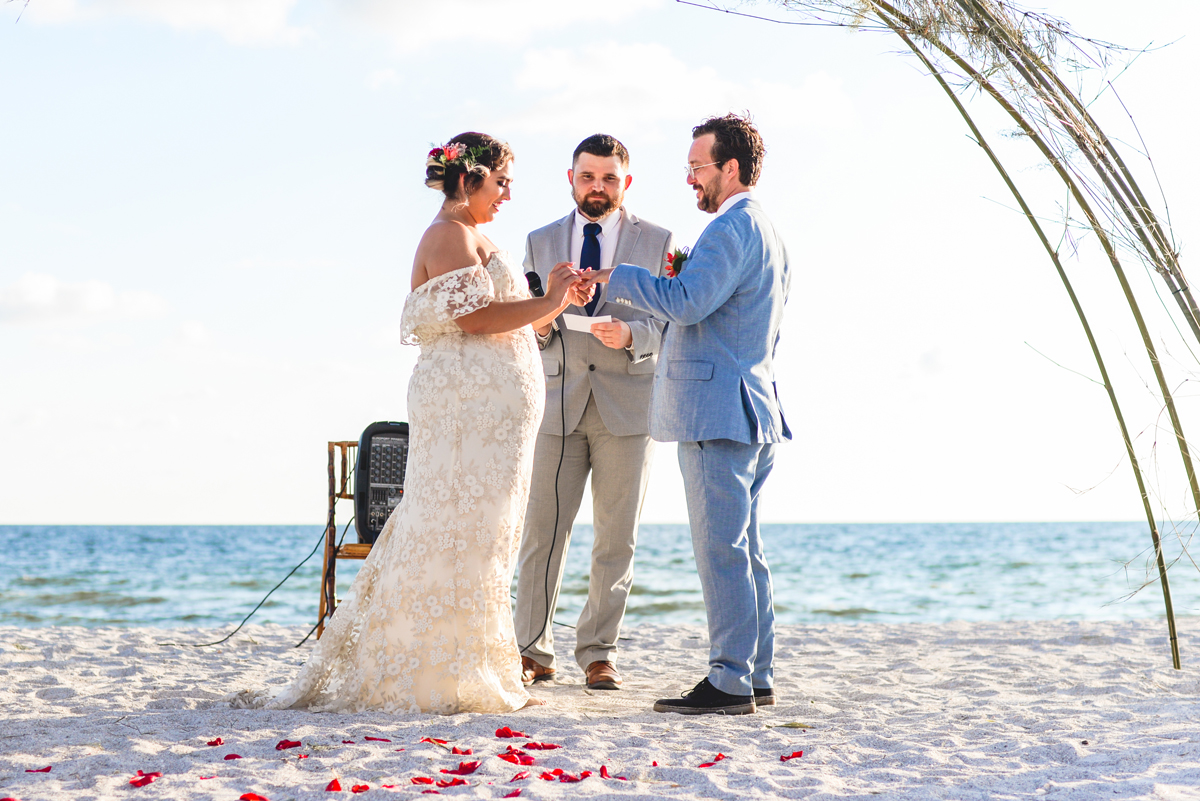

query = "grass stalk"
[955, 0, 1200, 344]
[870, 3, 1180, 669]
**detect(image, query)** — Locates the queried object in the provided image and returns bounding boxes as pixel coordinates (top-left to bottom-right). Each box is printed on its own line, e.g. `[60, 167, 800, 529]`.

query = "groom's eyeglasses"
[686, 161, 719, 180]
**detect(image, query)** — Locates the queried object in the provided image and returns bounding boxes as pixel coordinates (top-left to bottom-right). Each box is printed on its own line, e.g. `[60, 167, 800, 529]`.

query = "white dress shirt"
[571, 206, 624, 271]
[714, 190, 753, 218]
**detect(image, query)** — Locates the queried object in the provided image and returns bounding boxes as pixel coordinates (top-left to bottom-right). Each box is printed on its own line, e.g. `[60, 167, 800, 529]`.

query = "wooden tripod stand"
[316, 440, 372, 638]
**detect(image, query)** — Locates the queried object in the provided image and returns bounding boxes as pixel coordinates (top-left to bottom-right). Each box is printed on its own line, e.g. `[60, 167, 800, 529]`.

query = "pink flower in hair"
[443, 144, 462, 161]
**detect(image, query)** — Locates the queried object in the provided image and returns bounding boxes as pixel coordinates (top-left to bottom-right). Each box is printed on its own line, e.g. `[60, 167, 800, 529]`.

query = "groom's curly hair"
[692, 113, 764, 187]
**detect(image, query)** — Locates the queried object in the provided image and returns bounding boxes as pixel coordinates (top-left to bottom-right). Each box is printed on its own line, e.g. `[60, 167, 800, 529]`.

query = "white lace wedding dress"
[257, 252, 544, 714]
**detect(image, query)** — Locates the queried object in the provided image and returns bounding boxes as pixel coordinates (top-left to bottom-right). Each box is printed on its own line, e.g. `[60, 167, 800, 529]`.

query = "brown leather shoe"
[521, 656, 555, 686]
[585, 660, 621, 691]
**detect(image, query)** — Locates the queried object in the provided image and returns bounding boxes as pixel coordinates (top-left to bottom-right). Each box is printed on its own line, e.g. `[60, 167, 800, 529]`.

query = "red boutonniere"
[665, 246, 690, 277]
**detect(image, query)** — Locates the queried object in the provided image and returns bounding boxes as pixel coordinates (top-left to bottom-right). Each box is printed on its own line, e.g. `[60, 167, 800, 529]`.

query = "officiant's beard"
[574, 188, 621, 220]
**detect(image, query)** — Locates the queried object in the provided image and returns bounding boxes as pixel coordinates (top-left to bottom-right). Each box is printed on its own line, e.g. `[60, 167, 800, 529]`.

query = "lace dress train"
[263, 252, 544, 714]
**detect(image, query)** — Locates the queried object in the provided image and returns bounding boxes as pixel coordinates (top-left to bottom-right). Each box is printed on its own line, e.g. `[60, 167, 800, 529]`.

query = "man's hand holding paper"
[589, 320, 633, 349]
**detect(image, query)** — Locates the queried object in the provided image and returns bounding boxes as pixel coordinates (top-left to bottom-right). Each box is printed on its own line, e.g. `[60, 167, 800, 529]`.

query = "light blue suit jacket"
[607, 197, 792, 444]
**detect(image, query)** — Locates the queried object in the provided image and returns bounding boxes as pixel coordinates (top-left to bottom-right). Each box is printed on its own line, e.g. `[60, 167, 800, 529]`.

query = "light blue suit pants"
[677, 439, 776, 696]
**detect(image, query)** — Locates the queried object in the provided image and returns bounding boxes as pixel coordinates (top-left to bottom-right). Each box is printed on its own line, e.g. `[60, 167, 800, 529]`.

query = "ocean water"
[1, 523, 1197, 630]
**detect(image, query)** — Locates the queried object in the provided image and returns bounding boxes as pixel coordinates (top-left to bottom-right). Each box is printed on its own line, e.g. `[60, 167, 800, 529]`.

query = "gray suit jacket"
[524, 208, 673, 438]
[607, 197, 792, 444]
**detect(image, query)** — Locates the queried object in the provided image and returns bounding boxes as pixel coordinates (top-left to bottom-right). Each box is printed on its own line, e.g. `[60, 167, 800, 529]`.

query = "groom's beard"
[696, 174, 723, 213]
[574, 188, 622, 220]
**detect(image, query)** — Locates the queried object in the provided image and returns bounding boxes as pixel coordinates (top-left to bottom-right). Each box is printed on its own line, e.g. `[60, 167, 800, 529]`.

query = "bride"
[256, 132, 589, 714]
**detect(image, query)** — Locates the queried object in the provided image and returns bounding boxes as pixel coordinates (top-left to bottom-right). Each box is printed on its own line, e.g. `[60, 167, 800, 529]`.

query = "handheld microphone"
[526, 271, 559, 332]
[525, 271, 544, 297]
[519, 267, 566, 659]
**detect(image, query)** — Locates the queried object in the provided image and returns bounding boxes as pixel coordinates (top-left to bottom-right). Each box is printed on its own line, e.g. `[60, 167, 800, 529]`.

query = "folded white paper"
[563, 314, 612, 332]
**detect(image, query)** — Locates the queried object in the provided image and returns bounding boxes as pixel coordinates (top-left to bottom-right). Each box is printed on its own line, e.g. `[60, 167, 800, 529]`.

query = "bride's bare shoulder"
[412, 220, 485, 289]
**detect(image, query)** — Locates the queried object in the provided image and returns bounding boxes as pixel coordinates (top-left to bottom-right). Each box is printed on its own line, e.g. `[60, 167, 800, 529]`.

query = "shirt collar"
[715, 190, 753, 218]
[574, 205, 623, 236]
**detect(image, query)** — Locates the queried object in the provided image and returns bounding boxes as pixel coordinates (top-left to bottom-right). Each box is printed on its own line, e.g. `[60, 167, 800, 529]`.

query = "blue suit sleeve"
[608, 218, 743, 326]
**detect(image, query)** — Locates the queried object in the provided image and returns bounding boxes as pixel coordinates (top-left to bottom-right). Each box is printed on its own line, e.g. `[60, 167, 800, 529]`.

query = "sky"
[1, 0, 1198, 526]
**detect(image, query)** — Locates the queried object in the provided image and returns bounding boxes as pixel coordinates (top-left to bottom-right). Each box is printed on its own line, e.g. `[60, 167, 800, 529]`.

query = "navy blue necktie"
[581, 222, 601, 316]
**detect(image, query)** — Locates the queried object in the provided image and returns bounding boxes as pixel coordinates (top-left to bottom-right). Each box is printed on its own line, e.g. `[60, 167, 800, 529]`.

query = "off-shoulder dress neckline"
[411, 251, 505, 295]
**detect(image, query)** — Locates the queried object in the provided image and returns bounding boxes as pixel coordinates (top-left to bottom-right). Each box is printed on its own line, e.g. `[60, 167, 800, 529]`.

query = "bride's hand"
[565, 281, 594, 307]
[545, 262, 581, 304]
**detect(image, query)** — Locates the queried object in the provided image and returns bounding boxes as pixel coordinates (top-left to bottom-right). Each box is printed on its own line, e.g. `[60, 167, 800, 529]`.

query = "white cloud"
[500, 42, 855, 136]
[340, 0, 662, 51]
[367, 68, 401, 90]
[21, 0, 306, 45]
[0, 273, 168, 323]
[174, 321, 211, 345]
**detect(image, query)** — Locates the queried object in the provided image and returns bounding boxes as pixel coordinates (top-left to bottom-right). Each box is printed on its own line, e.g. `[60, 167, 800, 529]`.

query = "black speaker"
[354, 421, 409, 544]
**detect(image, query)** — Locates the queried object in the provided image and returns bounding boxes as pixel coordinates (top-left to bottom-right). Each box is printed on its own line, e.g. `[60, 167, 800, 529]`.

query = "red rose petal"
[382, 786, 396, 789]
[435, 777, 467, 788]
[599, 765, 627, 780]
[411, 777, 434, 785]
[240, 795, 270, 801]
[325, 778, 342, 791]
[497, 753, 535, 766]
[781, 750, 804, 762]
[652, 761, 658, 767]
[206, 738, 224, 746]
[342, 740, 356, 744]
[698, 753, 727, 768]
[522, 742, 560, 750]
[350, 785, 369, 794]
[538, 772, 556, 781]
[25, 767, 51, 773]
[199, 776, 216, 780]
[503, 791, 521, 798]
[363, 736, 390, 742]
[494, 727, 527, 739]
[509, 771, 529, 782]
[451, 746, 472, 755]
[298, 754, 309, 759]
[224, 754, 243, 760]
[558, 770, 588, 783]
[394, 748, 406, 752]
[129, 770, 163, 787]
[276, 739, 302, 751]
[419, 737, 448, 745]
[439, 761, 480, 775]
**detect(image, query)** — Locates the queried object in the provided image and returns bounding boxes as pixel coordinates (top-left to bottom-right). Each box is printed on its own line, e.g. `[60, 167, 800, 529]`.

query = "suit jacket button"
[588, 364, 596, 371]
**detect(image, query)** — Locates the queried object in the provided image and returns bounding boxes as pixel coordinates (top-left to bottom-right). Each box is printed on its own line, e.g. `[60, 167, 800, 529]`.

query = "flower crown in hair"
[426, 142, 489, 172]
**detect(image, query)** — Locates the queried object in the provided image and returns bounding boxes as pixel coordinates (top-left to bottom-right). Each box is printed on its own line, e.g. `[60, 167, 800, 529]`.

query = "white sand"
[3, 620, 1199, 800]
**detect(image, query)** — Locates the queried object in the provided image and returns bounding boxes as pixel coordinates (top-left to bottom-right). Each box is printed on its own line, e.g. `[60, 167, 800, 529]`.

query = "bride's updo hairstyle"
[425, 132, 514, 200]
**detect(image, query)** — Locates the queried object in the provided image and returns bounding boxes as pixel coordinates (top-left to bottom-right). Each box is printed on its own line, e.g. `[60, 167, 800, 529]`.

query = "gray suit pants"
[515, 393, 654, 671]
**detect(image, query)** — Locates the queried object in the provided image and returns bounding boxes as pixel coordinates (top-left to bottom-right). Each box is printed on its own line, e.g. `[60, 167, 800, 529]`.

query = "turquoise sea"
[1, 523, 1197, 629]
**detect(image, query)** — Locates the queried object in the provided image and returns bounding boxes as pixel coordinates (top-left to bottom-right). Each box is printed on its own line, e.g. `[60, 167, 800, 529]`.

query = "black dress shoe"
[753, 687, 776, 706]
[653, 677, 755, 715]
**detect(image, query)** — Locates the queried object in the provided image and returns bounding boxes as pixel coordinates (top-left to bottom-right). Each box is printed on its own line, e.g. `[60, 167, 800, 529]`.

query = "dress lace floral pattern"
[263, 252, 543, 714]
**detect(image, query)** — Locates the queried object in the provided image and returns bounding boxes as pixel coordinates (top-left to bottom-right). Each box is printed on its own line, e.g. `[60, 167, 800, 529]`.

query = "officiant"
[515, 134, 673, 692]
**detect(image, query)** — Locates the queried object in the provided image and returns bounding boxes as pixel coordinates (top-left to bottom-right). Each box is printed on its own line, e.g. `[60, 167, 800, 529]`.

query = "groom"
[582, 113, 791, 714]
